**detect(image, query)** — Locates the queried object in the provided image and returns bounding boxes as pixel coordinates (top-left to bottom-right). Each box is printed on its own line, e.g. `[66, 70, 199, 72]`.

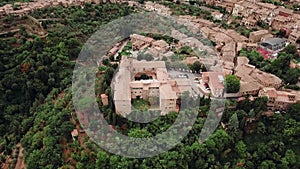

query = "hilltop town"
[1, 1, 300, 169]
[94, 0, 300, 117]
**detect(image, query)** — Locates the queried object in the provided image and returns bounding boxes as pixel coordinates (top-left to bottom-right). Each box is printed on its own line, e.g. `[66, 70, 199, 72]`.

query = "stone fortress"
[112, 57, 193, 117]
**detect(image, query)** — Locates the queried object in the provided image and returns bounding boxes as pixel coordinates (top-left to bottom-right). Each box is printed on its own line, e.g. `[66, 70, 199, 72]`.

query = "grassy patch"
[132, 99, 150, 111]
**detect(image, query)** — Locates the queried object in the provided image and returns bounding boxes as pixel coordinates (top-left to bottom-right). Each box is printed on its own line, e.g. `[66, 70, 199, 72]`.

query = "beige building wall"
[249, 30, 270, 43]
[115, 100, 131, 117]
[113, 57, 190, 116]
[259, 88, 296, 111]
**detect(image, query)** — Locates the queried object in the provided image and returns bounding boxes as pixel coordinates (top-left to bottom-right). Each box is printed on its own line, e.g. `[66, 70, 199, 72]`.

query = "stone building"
[249, 30, 273, 43]
[130, 34, 155, 50]
[202, 72, 225, 97]
[113, 57, 192, 116]
[259, 88, 296, 111]
[288, 29, 300, 44]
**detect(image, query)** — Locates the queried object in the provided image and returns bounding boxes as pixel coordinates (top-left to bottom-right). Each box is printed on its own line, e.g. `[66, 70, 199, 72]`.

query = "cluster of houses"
[137, 2, 300, 112]
[130, 34, 172, 59]
[143, 1, 172, 16]
[103, 31, 299, 116]
[203, 0, 300, 44]
[0, 0, 125, 17]
[190, 56, 300, 112]
[67, 1, 300, 139]
[2, 0, 298, 120]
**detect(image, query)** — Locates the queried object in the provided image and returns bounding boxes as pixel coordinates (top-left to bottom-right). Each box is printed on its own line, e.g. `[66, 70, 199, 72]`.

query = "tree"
[239, 49, 265, 68]
[225, 75, 240, 93]
[283, 44, 299, 59]
[161, 56, 167, 61]
[189, 61, 202, 73]
[228, 113, 239, 131]
[259, 160, 276, 169]
[284, 68, 300, 84]
[137, 53, 154, 61]
[235, 140, 247, 159]
[287, 103, 300, 121]
[138, 0, 145, 4]
[281, 149, 297, 167]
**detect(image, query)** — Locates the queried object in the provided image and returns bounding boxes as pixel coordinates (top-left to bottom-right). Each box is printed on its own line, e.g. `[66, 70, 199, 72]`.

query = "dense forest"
[0, 2, 134, 168]
[0, 1, 299, 169]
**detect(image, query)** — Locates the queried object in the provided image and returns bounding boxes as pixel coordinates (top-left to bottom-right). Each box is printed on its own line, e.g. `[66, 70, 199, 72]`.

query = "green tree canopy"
[225, 75, 240, 93]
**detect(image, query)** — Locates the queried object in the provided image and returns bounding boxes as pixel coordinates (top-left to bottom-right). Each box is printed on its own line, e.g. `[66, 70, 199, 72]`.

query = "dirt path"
[14, 143, 26, 169]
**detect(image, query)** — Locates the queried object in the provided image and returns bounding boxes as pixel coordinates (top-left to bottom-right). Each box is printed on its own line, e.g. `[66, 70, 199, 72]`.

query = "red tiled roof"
[71, 129, 78, 137]
[101, 94, 108, 99]
[257, 47, 271, 59]
[267, 89, 277, 98]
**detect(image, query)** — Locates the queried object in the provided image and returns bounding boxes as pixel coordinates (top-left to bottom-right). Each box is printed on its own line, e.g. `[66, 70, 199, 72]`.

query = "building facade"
[259, 88, 296, 111]
[113, 57, 191, 116]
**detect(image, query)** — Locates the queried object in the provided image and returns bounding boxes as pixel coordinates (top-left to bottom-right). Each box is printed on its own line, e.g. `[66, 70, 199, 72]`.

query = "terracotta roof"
[71, 129, 78, 137]
[252, 69, 282, 87]
[160, 84, 177, 99]
[267, 89, 277, 98]
[152, 40, 169, 48]
[257, 2, 277, 10]
[235, 64, 256, 81]
[225, 30, 249, 42]
[113, 67, 131, 101]
[260, 88, 296, 103]
[276, 7, 294, 15]
[277, 91, 296, 102]
[236, 57, 250, 66]
[250, 30, 269, 36]
[262, 111, 274, 116]
[211, 32, 233, 43]
[130, 80, 160, 89]
[132, 60, 166, 69]
[257, 47, 272, 59]
[171, 30, 188, 40]
[239, 81, 262, 93]
[101, 94, 108, 99]
[273, 15, 290, 22]
[130, 34, 154, 43]
[156, 68, 169, 81]
[202, 72, 225, 89]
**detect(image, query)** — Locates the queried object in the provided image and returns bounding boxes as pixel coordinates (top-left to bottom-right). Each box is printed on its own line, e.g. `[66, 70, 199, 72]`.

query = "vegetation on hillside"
[0, 2, 134, 167]
[0, 2, 299, 169]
